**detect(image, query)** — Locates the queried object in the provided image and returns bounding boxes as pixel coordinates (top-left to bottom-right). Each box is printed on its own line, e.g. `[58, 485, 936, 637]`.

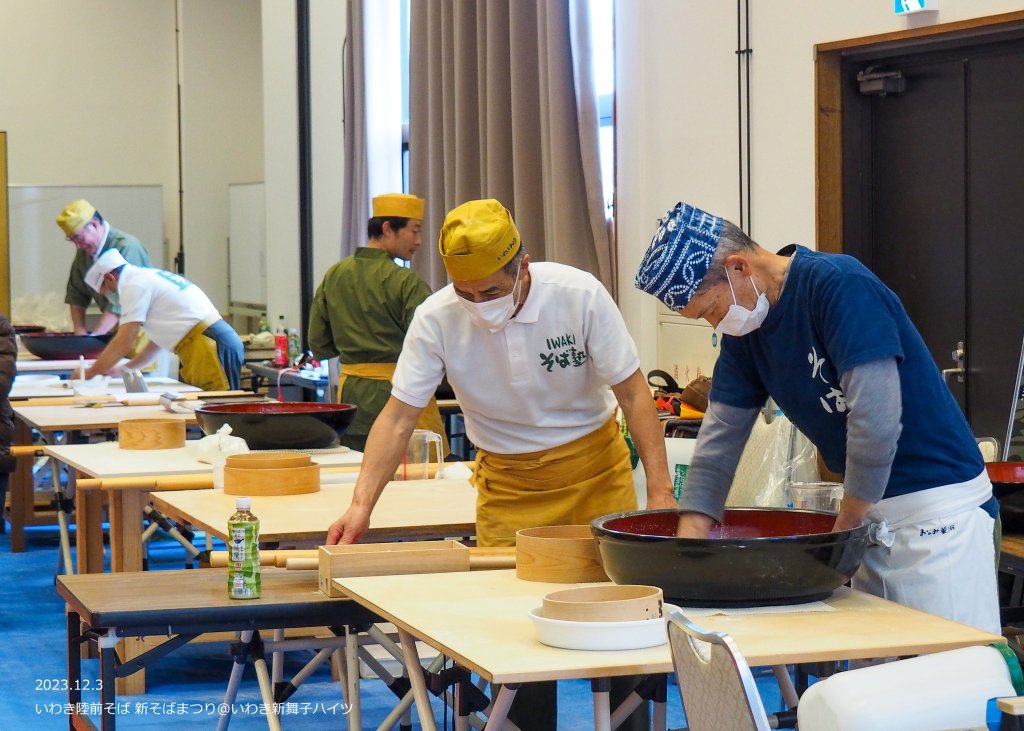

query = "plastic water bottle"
[273, 316, 288, 366]
[257, 312, 270, 334]
[228, 497, 261, 599]
[287, 327, 301, 364]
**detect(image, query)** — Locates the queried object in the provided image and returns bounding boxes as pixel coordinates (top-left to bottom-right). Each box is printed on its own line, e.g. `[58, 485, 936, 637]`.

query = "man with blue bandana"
[635, 202, 1000, 634]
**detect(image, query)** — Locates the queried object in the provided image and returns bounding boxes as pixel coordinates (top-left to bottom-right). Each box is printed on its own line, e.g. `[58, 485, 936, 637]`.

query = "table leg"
[398, 628, 437, 731]
[108, 488, 147, 696]
[98, 631, 119, 731]
[67, 609, 83, 719]
[344, 625, 362, 729]
[9, 419, 34, 552]
[74, 481, 105, 576]
[592, 677, 611, 731]
[484, 684, 518, 730]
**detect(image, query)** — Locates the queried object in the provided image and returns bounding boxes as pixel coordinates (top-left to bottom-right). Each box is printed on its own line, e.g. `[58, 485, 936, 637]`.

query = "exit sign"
[895, 0, 938, 13]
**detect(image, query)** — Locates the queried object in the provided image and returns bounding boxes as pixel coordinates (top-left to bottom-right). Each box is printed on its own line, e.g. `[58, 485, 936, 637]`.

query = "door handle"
[944, 341, 966, 384]
[942, 367, 965, 384]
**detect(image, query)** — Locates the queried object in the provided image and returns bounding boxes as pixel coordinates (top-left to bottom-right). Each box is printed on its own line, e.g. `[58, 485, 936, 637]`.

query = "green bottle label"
[228, 521, 261, 599]
[673, 464, 689, 501]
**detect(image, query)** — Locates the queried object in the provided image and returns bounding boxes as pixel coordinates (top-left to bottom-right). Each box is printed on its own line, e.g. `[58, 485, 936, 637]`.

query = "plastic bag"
[726, 411, 821, 508]
[196, 423, 250, 465]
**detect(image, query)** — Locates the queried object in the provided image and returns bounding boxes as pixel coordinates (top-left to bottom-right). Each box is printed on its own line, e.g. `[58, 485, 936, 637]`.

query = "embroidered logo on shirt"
[539, 332, 588, 372]
[808, 346, 847, 414]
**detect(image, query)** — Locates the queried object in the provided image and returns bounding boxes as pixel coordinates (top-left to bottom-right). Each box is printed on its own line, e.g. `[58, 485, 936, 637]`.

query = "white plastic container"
[787, 482, 844, 513]
[797, 645, 1014, 731]
[528, 603, 679, 651]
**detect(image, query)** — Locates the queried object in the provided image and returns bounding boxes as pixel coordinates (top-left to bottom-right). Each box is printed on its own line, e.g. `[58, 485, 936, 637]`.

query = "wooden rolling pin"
[10, 445, 46, 458]
[283, 546, 517, 571]
[205, 549, 319, 568]
[12, 390, 253, 407]
[76, 461, 465, 491]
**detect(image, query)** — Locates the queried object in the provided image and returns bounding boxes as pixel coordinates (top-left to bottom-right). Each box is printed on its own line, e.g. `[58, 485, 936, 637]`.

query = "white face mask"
[457, 267, 522, 332]
[715, 273, 769, 337]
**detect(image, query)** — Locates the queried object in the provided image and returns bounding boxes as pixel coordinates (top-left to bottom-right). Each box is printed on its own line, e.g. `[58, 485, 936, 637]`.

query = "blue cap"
[634, 202, 723, 310]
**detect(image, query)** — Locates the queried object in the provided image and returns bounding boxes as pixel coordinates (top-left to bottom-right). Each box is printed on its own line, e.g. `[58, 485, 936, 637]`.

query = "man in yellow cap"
[308, 193, 447, 453]
[327, 198, 673, 730]
[56, 200, 152, 335]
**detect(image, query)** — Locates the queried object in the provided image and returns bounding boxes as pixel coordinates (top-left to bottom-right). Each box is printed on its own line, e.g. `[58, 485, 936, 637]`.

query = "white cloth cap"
[84, 249, 128, 292]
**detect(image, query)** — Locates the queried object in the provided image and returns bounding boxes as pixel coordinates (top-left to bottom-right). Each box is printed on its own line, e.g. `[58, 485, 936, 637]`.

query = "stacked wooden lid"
[223, 452, 320, 496]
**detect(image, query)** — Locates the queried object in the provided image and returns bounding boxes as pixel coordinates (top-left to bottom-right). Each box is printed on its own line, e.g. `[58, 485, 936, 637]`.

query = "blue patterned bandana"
[634, 202, 723, 310]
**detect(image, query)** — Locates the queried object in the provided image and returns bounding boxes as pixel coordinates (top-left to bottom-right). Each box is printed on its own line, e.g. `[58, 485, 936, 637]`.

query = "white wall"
[179, 0, 264, 309]
[615, 0, 1024, 374]
[0, 0, 264, 318]
[0, 0, 179, 261]
[261, 0, 349, 334]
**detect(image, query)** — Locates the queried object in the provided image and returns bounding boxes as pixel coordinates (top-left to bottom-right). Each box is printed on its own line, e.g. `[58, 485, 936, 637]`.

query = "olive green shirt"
[308, 247, 432, 438]
[65, 226, 152, 314]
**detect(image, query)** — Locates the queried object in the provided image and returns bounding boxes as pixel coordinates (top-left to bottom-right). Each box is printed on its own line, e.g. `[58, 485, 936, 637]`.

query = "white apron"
[852, 470, 1000, 635]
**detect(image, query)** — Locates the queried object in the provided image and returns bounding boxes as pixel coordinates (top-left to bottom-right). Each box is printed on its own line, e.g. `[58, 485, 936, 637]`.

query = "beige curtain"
[341, 0, 369, 256]
[408, 0, 614, 295]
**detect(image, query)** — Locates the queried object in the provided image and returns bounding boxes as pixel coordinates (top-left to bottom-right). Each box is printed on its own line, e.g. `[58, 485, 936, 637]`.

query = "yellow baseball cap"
[372, 193, 425, 220]
[438, 199, 521, 281]
[56, 199, 97, 236]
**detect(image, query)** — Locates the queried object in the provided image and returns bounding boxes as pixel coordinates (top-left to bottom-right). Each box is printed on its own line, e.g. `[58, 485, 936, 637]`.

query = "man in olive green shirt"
[308, 193, 446, 453]
[57, 199, 152, 335]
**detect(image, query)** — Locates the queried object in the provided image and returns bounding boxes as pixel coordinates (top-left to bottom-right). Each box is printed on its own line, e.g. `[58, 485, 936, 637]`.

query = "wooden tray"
[223, 463, 320, 496]
[542, 584, 664, 622]
[515, 525, 609, 583]
[118, 418, 186, 450]
[319, 540, 470, 597]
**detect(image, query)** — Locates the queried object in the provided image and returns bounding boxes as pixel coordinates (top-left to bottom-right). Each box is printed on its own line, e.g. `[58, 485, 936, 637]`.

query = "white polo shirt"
[392, 262, 639, 454]
[117, 266, 221, 351]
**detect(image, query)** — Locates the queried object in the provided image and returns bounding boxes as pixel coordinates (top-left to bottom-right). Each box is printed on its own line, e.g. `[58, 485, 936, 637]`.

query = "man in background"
[308, 193, 446, 454]
[82, 250, 243, 391]
[56, 199, 151, 335]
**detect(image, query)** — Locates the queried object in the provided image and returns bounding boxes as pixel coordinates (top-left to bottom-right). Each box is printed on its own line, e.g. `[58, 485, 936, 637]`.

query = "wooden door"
[841, 38, 1024, 444]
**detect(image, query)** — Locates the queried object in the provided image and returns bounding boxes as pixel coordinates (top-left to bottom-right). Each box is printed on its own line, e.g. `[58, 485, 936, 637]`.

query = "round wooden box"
[542, 584, 664, 622]
[515, 525, 609, 583]
[223, 451, 320, 496]
[118, 418, 186, 450]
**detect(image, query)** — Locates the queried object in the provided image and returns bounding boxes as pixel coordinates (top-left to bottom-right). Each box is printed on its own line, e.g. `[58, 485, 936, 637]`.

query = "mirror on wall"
[1004, 333, 1024, 462]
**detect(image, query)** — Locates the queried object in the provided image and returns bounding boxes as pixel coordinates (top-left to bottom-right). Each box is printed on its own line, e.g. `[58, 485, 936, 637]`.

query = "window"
[394, 0, 614, 216]
[591, 0, 615, 217]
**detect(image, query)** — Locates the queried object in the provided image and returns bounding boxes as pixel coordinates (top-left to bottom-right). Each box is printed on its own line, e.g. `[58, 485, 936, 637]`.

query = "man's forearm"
[84, 326, 137, 377]
[91, 311, 120, 335]
[611, 369, 672, 503]
[69, 305, 88, 335]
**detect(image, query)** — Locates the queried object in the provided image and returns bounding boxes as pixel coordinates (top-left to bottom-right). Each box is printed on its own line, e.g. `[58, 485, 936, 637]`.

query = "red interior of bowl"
[199, 403, 355, 414]
[602, 509, 838, 539]
[987, 462, 1024, 484]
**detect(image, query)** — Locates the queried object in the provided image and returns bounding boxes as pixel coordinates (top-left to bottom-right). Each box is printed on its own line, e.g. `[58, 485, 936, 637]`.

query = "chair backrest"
[977, 436, 1001, 463]
[667, 609, 772, 731]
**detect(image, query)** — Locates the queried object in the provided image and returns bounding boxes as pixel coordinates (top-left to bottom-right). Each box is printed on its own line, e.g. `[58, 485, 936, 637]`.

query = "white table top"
[151, 477, 477, 544]
[10, 375, 199, 400]
[334, 570, 1003, 685]
[45, 440, 363, 478]
[13, 402, 197, 432]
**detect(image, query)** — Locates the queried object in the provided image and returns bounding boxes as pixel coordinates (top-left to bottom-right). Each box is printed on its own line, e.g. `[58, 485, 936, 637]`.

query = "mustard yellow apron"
[174, 321, 230, 392]
[338, 363, 449, 457]
[129, 330, 157, 372]
[472, 416, 638, 547]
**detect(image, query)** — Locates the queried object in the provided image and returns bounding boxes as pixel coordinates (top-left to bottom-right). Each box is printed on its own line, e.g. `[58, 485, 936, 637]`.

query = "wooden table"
[45, 440, 364, 575]
[57, 568, 379, 730]
[150, 476, 477, 545]
[334, 570, 1004, 730]
[7, 395, 202, 553]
